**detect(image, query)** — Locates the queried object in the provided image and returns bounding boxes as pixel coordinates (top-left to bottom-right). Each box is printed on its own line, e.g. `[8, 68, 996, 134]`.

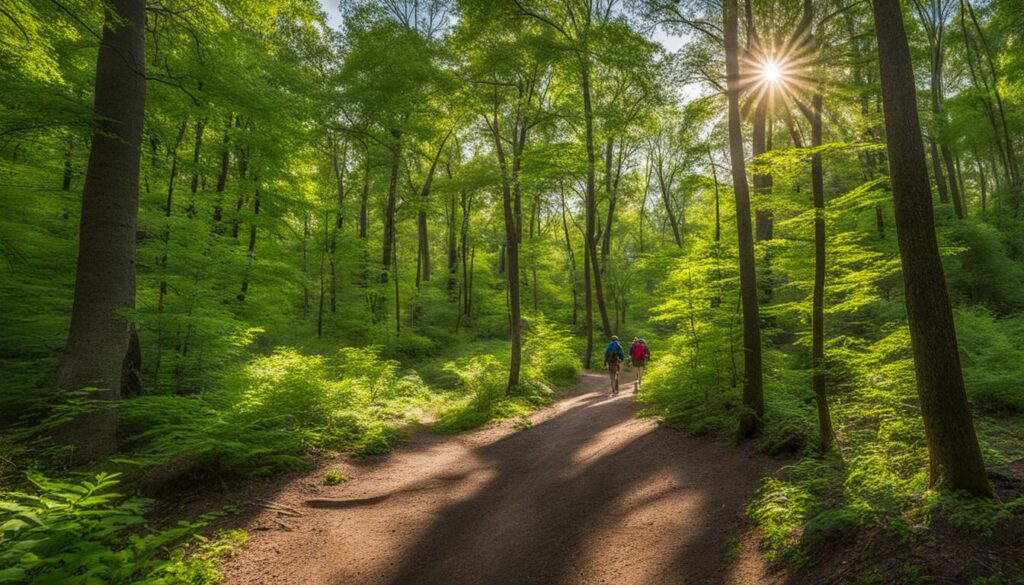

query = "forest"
[1, 0, 1024, 582]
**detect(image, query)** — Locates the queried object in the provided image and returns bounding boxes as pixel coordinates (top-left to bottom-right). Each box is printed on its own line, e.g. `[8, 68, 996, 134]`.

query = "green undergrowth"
[0, 472, 246, 584]
[636, 236, 1024, 573]
[432, 317, 581, 433]
[642, 310, 1024, 568]
[0, 323, 580, 584]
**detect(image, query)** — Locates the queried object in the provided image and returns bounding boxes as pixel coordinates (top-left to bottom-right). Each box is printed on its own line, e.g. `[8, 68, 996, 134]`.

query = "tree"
[871, 0, 991, 497]
[724, 0, 764, 437]
[54, 0, 147, 461]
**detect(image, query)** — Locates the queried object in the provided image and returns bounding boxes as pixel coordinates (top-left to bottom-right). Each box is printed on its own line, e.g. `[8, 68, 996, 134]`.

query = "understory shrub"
[433, 356, 536, 433]
[433, 322, 579, 434]
[119, 346, 431, 478]
[0, 472, 243, 584]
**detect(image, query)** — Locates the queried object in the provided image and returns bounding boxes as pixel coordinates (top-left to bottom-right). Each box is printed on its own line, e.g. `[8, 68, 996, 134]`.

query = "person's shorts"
[632, 359, 646, 367]
[607, 361, 620, 372]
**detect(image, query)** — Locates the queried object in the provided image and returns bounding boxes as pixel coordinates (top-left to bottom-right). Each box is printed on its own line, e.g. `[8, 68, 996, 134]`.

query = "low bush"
[433, 355, 535, 433]
[0, 472, 242, 584]
[119, 346, 430, 478]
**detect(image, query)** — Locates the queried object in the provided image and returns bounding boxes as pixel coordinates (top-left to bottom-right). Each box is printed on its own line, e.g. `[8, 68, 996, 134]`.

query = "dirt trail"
[220, 371, 783, 585]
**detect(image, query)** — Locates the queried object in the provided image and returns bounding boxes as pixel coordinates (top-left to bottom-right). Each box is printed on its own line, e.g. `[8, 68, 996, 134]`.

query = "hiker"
[604, 336, 625, 396]
[628, 337, 650, 393]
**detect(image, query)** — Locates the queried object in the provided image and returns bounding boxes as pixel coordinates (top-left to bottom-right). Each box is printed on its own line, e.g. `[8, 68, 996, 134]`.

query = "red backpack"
[632, 342, 648, 361]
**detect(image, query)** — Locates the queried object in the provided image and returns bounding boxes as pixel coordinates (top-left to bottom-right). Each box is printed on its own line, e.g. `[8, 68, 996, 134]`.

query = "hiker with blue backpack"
[603, 336, 626, 396]
[628, 337, 651, 393]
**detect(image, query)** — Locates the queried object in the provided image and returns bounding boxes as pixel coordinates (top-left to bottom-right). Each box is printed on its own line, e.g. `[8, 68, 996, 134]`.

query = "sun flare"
[761, 60, 783, 84]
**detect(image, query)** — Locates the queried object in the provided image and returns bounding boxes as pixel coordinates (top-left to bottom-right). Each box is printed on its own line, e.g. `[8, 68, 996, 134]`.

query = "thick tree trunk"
[725, 0, 765, 437]
[872, 0, 992, 497]
[55, 0, 147, 462]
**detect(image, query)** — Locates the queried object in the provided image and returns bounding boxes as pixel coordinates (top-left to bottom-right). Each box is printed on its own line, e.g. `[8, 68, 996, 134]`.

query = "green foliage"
[119, 346, 425, 478]
[433, 319, 580, 434]
[433, 356, 533, 434]
[0, 472, 240, 584]
[523, 316, 582, 390]
[323, 470, 348, 486]
[956, 309, 1024, 414]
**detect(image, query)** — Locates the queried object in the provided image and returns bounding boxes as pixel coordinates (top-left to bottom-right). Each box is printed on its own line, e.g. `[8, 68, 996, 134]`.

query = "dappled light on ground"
[220, 372, 781, 585]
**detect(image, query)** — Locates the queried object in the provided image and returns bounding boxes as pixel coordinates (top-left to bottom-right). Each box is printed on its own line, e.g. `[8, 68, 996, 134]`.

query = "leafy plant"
[0, 472, 237, 584]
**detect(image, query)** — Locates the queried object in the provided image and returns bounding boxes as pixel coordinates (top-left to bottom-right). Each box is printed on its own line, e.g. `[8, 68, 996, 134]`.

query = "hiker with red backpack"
[628, 337, 650, 393]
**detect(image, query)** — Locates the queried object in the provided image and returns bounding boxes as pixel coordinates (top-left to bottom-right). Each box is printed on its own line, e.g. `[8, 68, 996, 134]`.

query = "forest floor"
[212, 371, 785, 585]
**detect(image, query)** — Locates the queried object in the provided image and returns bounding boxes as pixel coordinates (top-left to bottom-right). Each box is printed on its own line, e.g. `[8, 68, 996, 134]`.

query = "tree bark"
[930, 139, 949, 204]
[187, 118, 204, 218]
[942, 145, 965, 218]
[581, 63, 613, 339]
[753, 99, 774, 241]
[725, 0, 765, 437]
[55, 0, 147, 462]
[415, 129, 452, 286]
[380, 129, 401, 313]
[238, 189, 260, 302]
[871, 0, 992, 497]
[810, 92, 834, 453]
[488, 97, 522, 392]
[561, 189, 578, 326]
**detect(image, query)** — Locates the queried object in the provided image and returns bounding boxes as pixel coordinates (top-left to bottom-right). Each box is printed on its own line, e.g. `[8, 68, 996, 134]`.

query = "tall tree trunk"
[561, 190, 578, 326]
[942, 145, 965, 218]
[657, 166, 684, 248]
[581, 63, 613, 339]
[62, 143, 74, 191]
[329, 139, 346, 314]
[976, 157, 988, 212]
[415, 129, 453, 286]
[359, 152, 370, 240]
[871, 0, 992, 497]
[238, 189, 260, 302]
[187, 118, 204, 218]
[380, 130, 401, 315]
[709, 147, 721, 243]
[930, 139, 949, 203]
[581, 65, 594, 365]
[55, 0, 146, 462]
[753, 99, 774, 241]
[488, 100, 522, 392]
[965, 0, 1019, 190]
[600, 139, 623, 269]
[725, 0, 764, 437]
[212, 115, 231, 229]
[810, 92, 834, 453]
[318, 210, 327, 337]
[447, 164, 459, 295]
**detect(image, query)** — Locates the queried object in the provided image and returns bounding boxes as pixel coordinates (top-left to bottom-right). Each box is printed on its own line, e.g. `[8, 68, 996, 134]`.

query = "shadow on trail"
[348, 372, 768, 585]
